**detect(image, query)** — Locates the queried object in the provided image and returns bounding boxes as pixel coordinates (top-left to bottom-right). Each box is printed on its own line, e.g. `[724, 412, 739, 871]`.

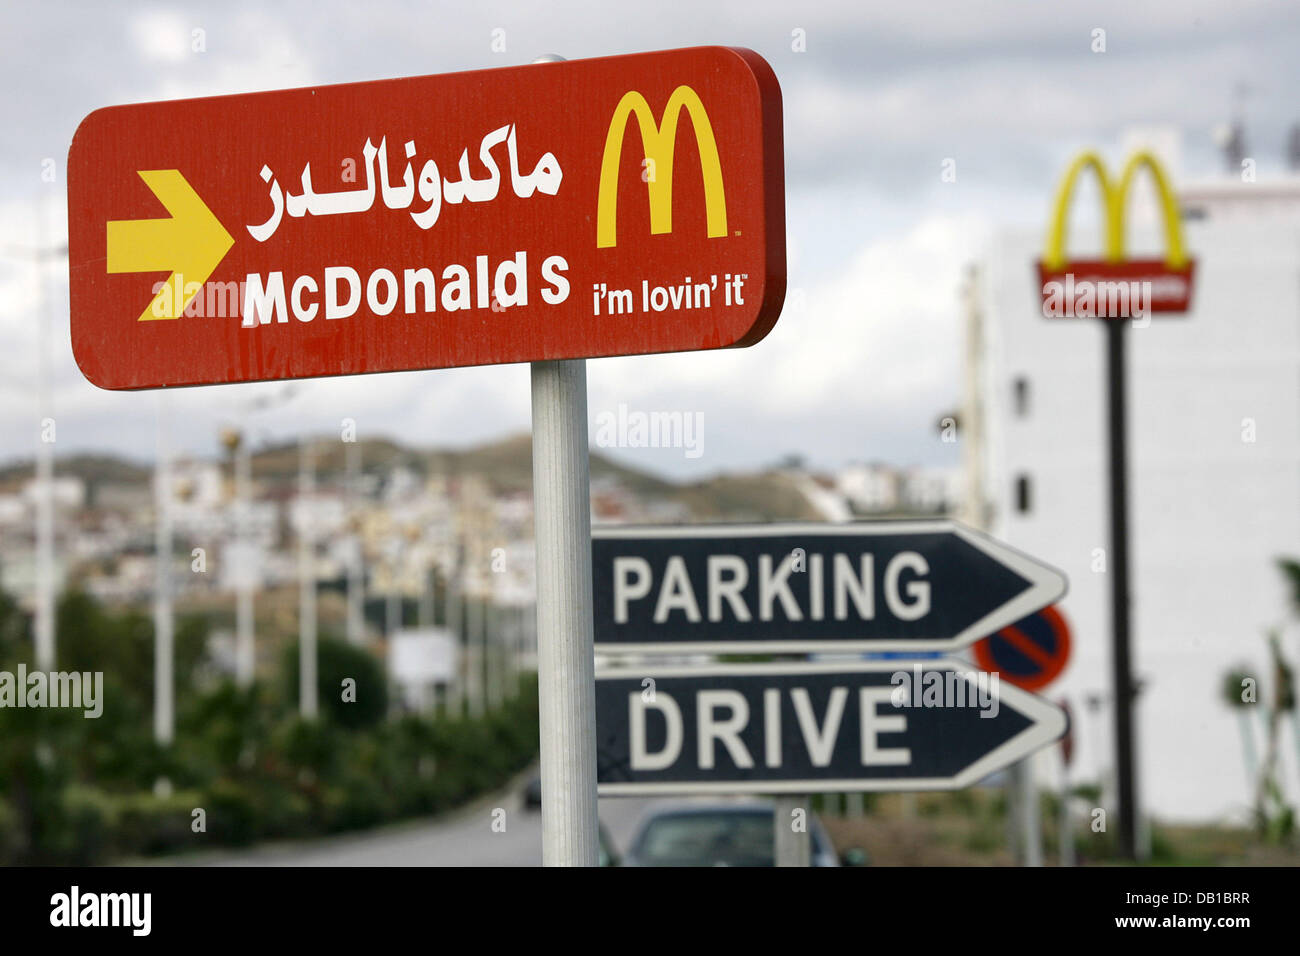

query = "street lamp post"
[345, 439, 365, 645]
[6, 207, 70, 673]
[153, 395, 174, 745]
[221, 427, 256, 687]
[298, 437, 318, 718]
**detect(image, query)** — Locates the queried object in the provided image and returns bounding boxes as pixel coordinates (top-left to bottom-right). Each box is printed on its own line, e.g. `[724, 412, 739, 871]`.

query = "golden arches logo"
[1042, 150, 1188, 270]
[596, 85, 727, 249]
[1037, 150, 1196, 316]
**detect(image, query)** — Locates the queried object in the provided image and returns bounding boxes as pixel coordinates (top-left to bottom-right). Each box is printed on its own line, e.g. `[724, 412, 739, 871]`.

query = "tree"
[282, 636, 387, 729]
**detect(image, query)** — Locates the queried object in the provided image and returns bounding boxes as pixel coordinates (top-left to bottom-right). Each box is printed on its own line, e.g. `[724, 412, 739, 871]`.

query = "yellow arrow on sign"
[106, 170, 235, 322]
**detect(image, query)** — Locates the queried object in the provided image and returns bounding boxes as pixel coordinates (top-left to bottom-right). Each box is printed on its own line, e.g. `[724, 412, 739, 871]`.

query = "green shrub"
[282, 637, 388, 729]
[0, 585, 541, 863]
[115, 788, 206, 857]
[60, 785, 120, 864]
[204, 778, 261, 846]
[0, 797, 19, 861]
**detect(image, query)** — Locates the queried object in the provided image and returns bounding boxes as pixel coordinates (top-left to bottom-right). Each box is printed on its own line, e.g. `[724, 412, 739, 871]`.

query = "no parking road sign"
[972, 605, 1072, 692]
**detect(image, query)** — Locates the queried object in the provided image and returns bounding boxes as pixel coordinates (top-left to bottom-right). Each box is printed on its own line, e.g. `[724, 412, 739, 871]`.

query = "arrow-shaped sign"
[68, 48, 785, 389]
[592, 520, 1067, 653]
[106, 169, 234, 322]
[595, 660, 1068, 795]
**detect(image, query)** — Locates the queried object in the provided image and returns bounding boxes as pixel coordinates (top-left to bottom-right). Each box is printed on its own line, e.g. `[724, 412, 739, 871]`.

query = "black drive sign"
[595, 661, 1068, 795]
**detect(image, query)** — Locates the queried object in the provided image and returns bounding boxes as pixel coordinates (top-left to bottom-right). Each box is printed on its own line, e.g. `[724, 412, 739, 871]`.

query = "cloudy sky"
[2, 0, 1297, 478]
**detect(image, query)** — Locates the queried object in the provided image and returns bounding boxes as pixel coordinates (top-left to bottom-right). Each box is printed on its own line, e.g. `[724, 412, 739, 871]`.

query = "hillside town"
[0, 436, 961, 637]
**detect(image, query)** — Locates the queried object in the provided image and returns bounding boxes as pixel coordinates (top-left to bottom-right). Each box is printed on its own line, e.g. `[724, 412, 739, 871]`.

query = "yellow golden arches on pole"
[596, 85, 728, 249]
[1044, 151, 1117, 269]
[1041, 150, 1189, 271]
[1115, 151, 1188, 269]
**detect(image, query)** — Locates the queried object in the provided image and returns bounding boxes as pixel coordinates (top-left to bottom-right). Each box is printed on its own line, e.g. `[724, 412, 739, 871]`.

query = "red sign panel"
[1037, 259, 1196, 318]
[68, 47, 785, 390]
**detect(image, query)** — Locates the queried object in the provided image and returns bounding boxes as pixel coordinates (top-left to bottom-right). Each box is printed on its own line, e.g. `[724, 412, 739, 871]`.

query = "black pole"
[1105, 317, 1137, 860]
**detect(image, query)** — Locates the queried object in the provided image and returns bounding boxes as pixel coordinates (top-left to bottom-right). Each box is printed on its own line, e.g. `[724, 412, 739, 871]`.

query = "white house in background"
[836, 462, 901, 513]
[792, 473, 854, 522]
[383, 466, 422, 504]
[289, 492, 347, 537]
[22, 476, 85, 509]
[169, 459, 224, 509]
[899, 466, 962, 514]
[388, 627, 459, 713]
[0, 494, 25, 526]
[967, 142, 1300, 823]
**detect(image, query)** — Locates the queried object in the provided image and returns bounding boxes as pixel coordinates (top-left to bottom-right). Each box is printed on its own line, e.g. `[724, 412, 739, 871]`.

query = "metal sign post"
[1013, 758, 1042, 866]
[1105, 318, 1138, 861]
[298, 438, 318, 718]
[233, 433, 254, 687]
[1059, 706, 1076, 867]
[446, 572, 463, 718]
[467, 590, 484, 718]
[34, 200, 56, 673]
[345, 440, 365, 646]
[531, 356, 599, 867]
[773, 796, 810, 867]
[153, 394, 174, 744]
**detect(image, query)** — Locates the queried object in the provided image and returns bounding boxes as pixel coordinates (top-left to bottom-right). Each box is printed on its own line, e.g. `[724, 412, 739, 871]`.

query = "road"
[172, 780, 674, 867]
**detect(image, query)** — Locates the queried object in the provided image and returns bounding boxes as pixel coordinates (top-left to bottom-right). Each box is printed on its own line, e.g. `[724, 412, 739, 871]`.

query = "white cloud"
[130, 10, 191, 64]
[130, 8, 319, 101]
[589, 213, 984, 414]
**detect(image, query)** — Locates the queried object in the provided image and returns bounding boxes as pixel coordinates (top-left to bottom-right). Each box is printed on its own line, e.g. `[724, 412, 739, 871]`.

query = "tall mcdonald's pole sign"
[68, 47, 787, 866]
[1035, 150, 1196, 860]
[1037, 151, 1196, 318]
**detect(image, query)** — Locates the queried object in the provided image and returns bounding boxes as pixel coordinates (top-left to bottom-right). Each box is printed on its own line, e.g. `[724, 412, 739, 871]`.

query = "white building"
[899, 466, 962, 515]
[969, 154, 1300, 823]
[791, 473, 855, 522]
[22, 475, 84, 510]
[388, 627, 459, 714]
[169, 459, 224, 509]
[0, 494, 26, 526]
[835, 463, 901, 513]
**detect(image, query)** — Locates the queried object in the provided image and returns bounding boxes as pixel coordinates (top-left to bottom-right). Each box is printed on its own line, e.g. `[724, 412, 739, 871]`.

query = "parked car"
[621, 803, 851, 867]
[596, 825, 619, 867]
[523, 774, 543, 810]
